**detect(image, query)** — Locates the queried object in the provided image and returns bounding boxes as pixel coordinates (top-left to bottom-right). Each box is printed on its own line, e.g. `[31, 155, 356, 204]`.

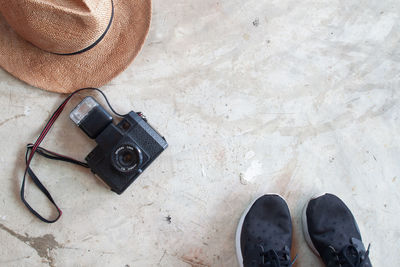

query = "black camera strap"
[20, 88, 123, 223]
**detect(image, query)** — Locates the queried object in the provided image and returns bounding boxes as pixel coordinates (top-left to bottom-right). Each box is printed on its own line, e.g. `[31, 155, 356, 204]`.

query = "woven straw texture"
[0, 0, 151, 93]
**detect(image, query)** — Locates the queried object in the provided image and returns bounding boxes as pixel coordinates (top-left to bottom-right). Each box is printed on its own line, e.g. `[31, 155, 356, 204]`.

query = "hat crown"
[0, 0, 112, 54]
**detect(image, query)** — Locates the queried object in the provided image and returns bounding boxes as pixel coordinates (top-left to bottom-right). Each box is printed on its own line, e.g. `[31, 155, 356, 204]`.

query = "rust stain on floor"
[0, 223, 61, 267]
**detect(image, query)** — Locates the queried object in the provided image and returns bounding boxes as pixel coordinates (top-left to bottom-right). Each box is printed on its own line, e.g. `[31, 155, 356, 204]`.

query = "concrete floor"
[1, 0, 399, 266]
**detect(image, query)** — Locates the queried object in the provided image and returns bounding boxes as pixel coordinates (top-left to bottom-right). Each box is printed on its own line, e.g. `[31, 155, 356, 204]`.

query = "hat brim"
[0, 0, 151, 93]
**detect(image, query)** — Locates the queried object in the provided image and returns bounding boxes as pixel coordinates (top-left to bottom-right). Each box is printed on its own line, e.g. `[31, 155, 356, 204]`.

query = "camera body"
[70, 97, 168, 194]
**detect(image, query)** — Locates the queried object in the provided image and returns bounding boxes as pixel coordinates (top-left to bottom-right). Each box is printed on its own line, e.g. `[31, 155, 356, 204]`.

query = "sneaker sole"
[301, 193, 362, 257]
[301, 195, 320, 256]
[235, 194, 287, 267]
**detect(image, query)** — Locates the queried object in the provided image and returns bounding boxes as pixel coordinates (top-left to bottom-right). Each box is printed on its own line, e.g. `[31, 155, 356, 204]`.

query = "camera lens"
[112, 144, 143, 173]
[122, 152, 133, 163]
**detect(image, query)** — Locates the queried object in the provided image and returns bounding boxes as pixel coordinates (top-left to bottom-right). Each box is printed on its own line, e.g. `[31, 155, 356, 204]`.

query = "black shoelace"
[326, 244, 371, 267]
[259, 245, 297, 267]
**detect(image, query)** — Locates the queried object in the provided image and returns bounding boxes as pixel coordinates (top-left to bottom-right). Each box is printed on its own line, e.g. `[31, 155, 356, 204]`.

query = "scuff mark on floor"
[0, 114, 25, 127]
[180, 256, 210, 267]
[158, 250, 167, 265]
[239, 159, 263, 185]
[0, 223, 61, 267]
[252, 18, 260, 27]
[180, 248, 210, 267]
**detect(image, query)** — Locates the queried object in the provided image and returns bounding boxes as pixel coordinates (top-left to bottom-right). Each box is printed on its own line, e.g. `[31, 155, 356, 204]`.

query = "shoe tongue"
[262, 250, 281, 267]
[341, 245, 360, 266]
[261, 248, 292, 267]
[350, 237, 366, 254]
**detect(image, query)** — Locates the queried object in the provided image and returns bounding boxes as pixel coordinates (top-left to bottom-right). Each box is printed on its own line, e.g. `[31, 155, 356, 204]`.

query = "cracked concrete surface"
[1, 0, 400, 266]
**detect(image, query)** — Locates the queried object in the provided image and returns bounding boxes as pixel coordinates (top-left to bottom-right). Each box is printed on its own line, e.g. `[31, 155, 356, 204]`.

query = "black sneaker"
[302, 193, 372, 267]
[236, 194, 294, 267]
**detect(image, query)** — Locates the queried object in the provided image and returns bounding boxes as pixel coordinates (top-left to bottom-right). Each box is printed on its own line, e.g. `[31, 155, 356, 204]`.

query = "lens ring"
[111, 144, 143, 173]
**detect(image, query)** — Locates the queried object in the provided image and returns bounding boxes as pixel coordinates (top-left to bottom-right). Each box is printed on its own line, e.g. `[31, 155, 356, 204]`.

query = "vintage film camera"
[70, 96, 168, 194]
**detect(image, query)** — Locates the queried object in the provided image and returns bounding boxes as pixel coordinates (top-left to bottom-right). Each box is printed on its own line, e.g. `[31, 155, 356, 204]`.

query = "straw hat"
[0, 0, 151, 93]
